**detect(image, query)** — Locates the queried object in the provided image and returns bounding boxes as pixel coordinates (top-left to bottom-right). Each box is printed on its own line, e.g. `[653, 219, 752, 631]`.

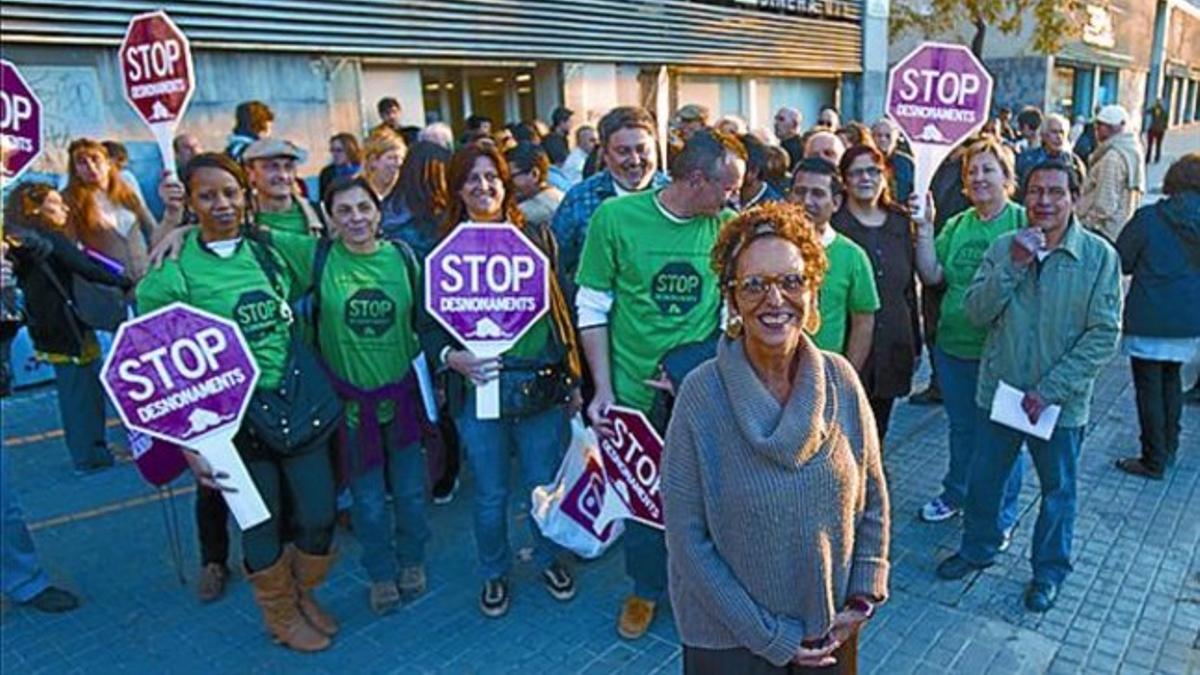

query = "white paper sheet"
[412, 352, 438, 423]
[989, 380, 1061, 441]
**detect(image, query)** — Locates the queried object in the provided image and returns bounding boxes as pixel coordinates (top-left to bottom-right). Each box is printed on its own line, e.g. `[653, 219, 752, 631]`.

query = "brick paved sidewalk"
[2, 354, 1198, 674]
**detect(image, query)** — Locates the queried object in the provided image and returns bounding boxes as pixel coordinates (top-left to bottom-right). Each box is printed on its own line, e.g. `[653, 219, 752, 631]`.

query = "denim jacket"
[965, 219, 1122, 427]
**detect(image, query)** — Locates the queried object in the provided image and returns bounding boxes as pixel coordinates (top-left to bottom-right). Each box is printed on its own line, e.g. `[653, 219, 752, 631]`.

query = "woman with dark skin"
[138, 153, 337, 653]
[831, 145, 920, 441]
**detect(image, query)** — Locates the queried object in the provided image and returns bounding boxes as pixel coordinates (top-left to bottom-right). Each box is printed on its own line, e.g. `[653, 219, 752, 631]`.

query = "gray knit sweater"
[662, 336, 890, 667]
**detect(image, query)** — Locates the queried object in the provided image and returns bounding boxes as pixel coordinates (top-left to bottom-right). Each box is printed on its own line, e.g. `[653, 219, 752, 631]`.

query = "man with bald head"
[872, 118, 914, 202]
[804, 130, 846, 167]
[773, 106, 803, 169]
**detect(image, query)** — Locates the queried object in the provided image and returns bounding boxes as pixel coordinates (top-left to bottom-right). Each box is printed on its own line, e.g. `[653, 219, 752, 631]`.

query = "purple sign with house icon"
[425, 223, 550, 349]
[101, 303, 259, 446]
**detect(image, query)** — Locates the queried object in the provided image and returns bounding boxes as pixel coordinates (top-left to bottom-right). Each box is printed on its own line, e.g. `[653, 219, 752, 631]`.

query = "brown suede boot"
[292, 547, 339, 636]
[247, 550, 330, 652]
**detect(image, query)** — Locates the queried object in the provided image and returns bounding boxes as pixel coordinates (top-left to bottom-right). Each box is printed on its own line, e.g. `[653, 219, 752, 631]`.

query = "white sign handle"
[909, 142, 953, 223]
[467, 341, 509, 421]
[189, 431, 271, 530]
[149, 122, 178, 179]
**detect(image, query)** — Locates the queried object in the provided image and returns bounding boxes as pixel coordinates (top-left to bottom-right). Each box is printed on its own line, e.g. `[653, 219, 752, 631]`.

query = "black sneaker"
[25, 586, 80, 613]
[432, 477, 460, 506]
[541, 561, 577, 601]
[480, 577, 510, 618]
[1024, 580, 1059, 612]
[935, 554, 992, 580]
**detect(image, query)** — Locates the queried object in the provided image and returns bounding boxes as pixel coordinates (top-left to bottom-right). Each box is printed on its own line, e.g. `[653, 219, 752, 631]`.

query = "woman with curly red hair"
[663, 201, 889, 674]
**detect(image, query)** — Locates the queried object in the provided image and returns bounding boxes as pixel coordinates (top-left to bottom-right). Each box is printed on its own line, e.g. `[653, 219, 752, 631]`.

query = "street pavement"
[2, 127, 1199, 674]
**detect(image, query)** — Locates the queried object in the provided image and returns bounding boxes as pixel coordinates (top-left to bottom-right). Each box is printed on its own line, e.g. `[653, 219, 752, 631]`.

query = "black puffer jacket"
[10, 225, 131, 357]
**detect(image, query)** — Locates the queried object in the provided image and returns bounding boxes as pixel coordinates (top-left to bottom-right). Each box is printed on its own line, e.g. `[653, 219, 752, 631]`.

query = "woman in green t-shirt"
[136, 153, 337, 653]
[912, 137, 1028, 533]
[301, 176, 432, 616]
[419, 143, 581, 619]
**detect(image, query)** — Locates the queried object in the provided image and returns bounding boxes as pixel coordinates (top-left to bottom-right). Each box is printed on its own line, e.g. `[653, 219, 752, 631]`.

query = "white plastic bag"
[531, 415, 625, 558]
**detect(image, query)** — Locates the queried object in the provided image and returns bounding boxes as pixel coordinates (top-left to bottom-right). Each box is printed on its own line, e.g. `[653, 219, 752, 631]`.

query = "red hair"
[62, 138, 144, 242]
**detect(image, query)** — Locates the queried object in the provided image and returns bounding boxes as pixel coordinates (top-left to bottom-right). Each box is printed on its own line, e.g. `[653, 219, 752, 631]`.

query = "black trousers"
[870, 397, 895, 444]
[683, 633, 858, 675]
[1146, 130, 1164, 163]
[1131, 357, 1183, 472]
[196, 486, 230, 566]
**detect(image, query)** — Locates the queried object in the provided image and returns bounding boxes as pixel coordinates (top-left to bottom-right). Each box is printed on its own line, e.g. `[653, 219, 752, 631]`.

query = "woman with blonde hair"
[362, 129, 407, 204]
[914, 137, 1028, 531]
[62, 138, 158, 281]
[663, 201, 889, 674]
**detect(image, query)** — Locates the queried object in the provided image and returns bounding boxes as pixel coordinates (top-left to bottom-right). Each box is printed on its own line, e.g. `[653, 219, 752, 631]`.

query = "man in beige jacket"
[1077, 104, 1146, 242]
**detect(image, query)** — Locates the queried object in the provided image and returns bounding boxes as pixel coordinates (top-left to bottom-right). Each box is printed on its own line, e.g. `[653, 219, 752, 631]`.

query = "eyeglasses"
[846, 166, 883, 180]
[728, 273, 807, 301]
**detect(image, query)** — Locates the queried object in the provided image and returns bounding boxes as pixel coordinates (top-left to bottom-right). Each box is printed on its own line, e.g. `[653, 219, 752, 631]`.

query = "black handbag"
[498, 354, 576, 418]
[240, 238, 343, 454]
[71, 276, 127, 331]
[244, 337, 343, 453]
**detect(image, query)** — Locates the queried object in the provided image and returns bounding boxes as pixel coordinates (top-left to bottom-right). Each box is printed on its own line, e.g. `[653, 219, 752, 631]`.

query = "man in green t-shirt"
[789, 158, 878, 370]
[243, 138, 324, 237]
[575, 129, 746, 640]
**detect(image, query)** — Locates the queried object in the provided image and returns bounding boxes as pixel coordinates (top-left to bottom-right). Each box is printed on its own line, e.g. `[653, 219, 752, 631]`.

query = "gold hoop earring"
[725, 314, 744, 339]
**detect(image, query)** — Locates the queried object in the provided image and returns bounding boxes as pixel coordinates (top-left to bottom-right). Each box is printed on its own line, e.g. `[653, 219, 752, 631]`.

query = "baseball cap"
[1095, 105, 1128, 126]
[243, 138, 308, 163]
[676, 103, 711, 123]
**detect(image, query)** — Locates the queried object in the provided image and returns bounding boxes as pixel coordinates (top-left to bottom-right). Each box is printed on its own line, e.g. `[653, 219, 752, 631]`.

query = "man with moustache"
[936, 159, 1121, 613]
[788, 158, 878, 370]
[576, 129, 746, 641]
[552, 106, 669, 302]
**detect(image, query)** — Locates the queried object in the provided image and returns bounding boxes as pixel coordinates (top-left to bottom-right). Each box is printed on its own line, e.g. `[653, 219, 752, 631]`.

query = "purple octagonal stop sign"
[101, 303, 260, 446]
[887, 42, 994, 147]
[1, 59, 43, 181]
[425, 223, 550, 347]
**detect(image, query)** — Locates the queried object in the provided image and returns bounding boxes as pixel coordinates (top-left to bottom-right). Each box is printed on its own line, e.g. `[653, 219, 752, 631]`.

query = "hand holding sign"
[426, 223, 550, 419]
[119, 11, 194, 177]
[101, 303, 269, 529]
[887, 42, 993, 222]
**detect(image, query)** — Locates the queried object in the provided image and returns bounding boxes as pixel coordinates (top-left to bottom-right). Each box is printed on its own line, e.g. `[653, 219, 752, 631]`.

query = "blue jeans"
[52, 360, 112, 470]
[960, 418, 1083, 585]
[1, 451, 49, 603]
[455, 398, 569, 580]
[934, 347, 1025, 530]
[624, 521, 667, 600]
[348, 431, 430, 582]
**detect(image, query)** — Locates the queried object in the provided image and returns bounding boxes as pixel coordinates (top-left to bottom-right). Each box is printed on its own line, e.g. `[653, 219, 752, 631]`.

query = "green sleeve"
[134, 263, 186, 316]
[575, 203, 617, 291]
[269, 231, 318, 286]
[848, 246, 882, 313]
[934, 213, 962, 265]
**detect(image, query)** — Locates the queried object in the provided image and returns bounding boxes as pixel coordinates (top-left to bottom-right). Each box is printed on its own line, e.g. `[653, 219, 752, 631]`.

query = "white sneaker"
[920, 497, 962, 523]
[998, 525, 1016, 553]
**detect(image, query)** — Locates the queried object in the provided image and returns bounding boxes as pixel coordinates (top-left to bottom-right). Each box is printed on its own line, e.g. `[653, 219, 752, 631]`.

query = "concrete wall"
[3, 45, 362, 207]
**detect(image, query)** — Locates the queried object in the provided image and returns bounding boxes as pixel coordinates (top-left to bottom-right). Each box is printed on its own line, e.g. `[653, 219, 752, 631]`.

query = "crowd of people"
[1, 88, 1198, 674]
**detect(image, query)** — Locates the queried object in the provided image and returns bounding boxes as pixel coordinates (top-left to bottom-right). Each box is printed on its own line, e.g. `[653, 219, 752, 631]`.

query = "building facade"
[890, 0, 1200, 132]
[1, 0, 880, 190]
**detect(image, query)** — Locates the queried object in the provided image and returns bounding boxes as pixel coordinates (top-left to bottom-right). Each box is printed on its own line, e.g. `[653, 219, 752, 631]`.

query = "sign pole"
[119, 10, 195, 179]
[467, 341, 505, 419]
[188, 432, 271, 529]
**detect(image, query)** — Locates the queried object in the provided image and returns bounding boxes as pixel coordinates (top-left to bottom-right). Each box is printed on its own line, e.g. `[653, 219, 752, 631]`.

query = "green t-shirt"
[257, 203, 310, 236]
[812, 231, 880, 353]
[272, 234, 423, 427]
[576, 189, 729, 413]
[135, 231, 296, 391]
[935, 202, 1026, 359]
